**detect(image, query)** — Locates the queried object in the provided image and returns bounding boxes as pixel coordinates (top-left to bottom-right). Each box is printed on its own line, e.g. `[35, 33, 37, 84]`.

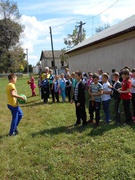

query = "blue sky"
[15, 0, 135, 66]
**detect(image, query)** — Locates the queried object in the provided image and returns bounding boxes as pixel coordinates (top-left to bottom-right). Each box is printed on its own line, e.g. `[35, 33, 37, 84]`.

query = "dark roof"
[40, 50, 62, 61]
[66, 14, 135, 54]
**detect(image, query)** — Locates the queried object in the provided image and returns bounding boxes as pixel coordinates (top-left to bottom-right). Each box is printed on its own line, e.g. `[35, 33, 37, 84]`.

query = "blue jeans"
[7, 105, 23, 135]
[61, 89, 66, 102]
[102, 99, 111, 123]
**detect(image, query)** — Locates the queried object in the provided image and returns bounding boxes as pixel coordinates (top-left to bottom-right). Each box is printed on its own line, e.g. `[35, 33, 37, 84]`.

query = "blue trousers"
[102, 99, 111, 123]
[61, 90, 66, 102]
[7, 105, 23, 135]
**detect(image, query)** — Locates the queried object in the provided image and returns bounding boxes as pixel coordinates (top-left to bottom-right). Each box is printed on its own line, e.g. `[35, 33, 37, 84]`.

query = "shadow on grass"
[31, 124, 88, 138]
[88, 121, 135, 136]
[21, 100, 43, 107]
[88, 123, 119, 136]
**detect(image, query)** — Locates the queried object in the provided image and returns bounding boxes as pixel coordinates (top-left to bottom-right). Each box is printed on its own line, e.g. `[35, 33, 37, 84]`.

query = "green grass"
[0, 76, 135, 180]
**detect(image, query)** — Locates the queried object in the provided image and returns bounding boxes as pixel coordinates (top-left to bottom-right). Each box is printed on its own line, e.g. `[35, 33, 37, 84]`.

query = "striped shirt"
[74, 82, 79, 101]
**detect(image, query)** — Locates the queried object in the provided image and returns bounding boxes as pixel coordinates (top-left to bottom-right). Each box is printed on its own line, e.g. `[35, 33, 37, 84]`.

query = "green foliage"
[0, 77, 135, 179]
[18, 64, 24, 72]
[0, 0, 20, 20]
[64, 25, 86, 49]
[0, 19, 23, 51]
[0, 0, 24, 73]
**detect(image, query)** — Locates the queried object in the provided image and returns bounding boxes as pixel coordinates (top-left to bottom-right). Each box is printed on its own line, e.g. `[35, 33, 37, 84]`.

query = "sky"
[15, 0, 135, 66]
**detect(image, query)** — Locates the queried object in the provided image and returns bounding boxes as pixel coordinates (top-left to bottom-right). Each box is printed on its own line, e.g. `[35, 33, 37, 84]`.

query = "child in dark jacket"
[40, 74, 49, 103]
[111, 72, 122, 124]
[53, 75, 60, 102]
[72, 71, 87, 126]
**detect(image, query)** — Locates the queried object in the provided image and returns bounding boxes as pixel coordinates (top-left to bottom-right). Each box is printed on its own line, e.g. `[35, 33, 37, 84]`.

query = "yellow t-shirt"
[41, 73, 50, 80]
[6, 83, 18, 107]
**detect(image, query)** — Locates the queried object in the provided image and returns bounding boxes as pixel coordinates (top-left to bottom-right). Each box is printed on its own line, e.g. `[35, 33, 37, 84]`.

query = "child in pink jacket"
[28, 75, 36, 96]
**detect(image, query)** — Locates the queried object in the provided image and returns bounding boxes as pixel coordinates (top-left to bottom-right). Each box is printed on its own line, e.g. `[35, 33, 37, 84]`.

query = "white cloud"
[18, 0, 135, 66]
[19, 15, 73, 65]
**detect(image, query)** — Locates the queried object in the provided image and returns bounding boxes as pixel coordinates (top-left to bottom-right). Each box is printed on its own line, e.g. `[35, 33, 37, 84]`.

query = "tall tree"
[0, 0, 24, 72]
[64, 25, 86, 49]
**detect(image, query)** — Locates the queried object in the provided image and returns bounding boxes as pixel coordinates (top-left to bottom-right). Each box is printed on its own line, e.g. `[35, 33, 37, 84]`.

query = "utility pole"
[77, 21, 86, 44]
[49, 26, 56, 75]
[26, 48, 29, 75]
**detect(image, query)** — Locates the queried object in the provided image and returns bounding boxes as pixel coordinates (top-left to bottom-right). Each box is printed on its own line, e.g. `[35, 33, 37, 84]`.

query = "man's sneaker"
[15, 129, 19, 135]
[9, 132, 16, 136]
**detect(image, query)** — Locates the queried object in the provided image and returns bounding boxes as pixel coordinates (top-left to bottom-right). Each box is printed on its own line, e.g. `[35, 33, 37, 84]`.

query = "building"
[40, 50, 68, 74]
[66, 14, 135, 74]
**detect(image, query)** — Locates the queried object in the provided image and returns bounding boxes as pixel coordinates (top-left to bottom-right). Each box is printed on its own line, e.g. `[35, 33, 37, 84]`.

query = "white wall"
[68, 37, 135, 74]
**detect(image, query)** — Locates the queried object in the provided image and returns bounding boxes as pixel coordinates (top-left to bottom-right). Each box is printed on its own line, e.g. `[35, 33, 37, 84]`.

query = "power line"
[84, 0, 119, 21]
[38, 0, 120, 52]
[51, 0, 107, 30]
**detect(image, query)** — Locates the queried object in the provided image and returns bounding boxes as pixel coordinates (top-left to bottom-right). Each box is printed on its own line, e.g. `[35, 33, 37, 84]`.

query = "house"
[40, 50, 68, 74]
[66, 14, 135, 74]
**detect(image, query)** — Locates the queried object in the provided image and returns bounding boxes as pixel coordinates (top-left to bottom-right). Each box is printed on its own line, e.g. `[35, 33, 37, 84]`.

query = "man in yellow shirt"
[6, 73, 25, 136]
[41, 67, 50, 80]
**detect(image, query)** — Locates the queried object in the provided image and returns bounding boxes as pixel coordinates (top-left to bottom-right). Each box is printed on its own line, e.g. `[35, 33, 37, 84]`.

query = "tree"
[0, 19, 23, 52]
[64, 25, 86, 49]
[60, 48, 69, 67]
[0, 0, 24, 72]
[95, 23, 110, 33]
[18, 64, 24, 72]
[0, 45, 26, 73]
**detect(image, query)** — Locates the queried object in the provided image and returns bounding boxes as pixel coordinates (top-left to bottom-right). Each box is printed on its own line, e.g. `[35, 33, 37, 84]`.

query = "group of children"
[37, 68, 77, 104]
[6, 66, 135, 136]
[77, 67, 135, 127]
[34, 66, 135, 127]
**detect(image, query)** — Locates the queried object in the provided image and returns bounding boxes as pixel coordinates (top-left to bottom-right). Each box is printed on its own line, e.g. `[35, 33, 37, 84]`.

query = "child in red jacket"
[118, 69, 132, 125]
[28, 75, 36, 96]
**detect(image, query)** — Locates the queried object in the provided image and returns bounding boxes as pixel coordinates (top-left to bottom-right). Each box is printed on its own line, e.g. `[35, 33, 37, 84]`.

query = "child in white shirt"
[102, 73, 112, 123]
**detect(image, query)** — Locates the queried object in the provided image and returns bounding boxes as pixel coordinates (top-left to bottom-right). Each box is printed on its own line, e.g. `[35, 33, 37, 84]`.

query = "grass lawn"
[0, 76, 135, 180]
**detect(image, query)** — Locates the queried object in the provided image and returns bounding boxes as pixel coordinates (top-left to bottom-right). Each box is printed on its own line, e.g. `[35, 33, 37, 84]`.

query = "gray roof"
[40, 50, 62, 61]
[66, 14, 135, 54]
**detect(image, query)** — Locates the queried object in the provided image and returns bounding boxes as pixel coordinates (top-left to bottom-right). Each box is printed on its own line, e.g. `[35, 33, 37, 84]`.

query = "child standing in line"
[6, 73, 25, 136]
[59, 73, 66, 102]
[71, 72, 77, 101]
[65, 75, 72, 102]
[40, 74, 49, 103]
[87, 72, 93, 87]
[98, 69, 103, 84]
[49, 69, 55, 102]
[111, 72, 122, 124]
[88, 73, 103, 126]
[118, 69, 132, 125]
[53, 75, 60, 102]
[37, 75, 42, 96]
[102, 73, 112, 123]
[72, 71, 87, 126]
[131, 68, 135, 121]
[28, 75, 36, 96]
